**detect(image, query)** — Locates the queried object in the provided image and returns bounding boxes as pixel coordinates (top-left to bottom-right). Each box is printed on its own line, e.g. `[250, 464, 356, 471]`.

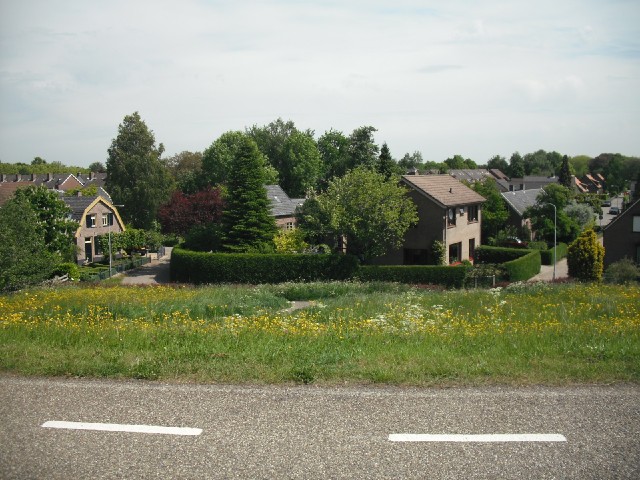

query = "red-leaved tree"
[157, 187, 225, 235]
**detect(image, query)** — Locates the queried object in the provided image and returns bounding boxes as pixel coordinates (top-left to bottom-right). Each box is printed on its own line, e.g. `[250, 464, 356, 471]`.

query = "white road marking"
[389, 433, 566, 442]
[42, 421, 202, 436]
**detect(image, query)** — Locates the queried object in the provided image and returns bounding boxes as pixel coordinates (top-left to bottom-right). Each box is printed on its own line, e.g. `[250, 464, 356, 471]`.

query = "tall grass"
[1, 282, 638, 385]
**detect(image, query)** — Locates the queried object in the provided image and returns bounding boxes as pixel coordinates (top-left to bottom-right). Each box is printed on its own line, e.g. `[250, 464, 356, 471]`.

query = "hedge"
[170, 248, 359, 284]
[502, 250, 541, 282]
[474, 245, 531, 264]
[540, 243, 568, 265]
[356, 265, 469, 288]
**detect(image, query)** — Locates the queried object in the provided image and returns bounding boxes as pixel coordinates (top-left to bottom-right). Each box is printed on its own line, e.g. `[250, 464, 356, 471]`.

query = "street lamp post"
[542, 203, 557, 281]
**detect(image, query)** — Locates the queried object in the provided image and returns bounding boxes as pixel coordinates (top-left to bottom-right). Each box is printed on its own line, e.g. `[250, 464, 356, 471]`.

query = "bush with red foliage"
[157, 188, 225, 235]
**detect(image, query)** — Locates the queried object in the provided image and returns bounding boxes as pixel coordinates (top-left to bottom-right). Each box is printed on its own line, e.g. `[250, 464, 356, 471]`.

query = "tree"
[31, 156, 47, 165]
[281, 130, 322, 197]
[567, 228, 604, 281]
[246, 118, 314, 194]
[486, 155, 509, 173]
[570, 155, 591, 177]
[157, 187, 225, 235]
[470, 178, 509, 242]
[0, 197, 55, 291]
[106, 112, 174, 229]
[509, 152, 526, 178]
[311, 166, 418, 262]
[558, 155, 573, 188]
[221, 136, 277, 252]
[377, 142, 400, 179]
[317, 129, 350, 186]
[13, 185, 78, 261]
[524, 185, 580, 243]
[88, 161, 106, 173]
[348, 126, 379, 170]
[163, 151, 203, 194]
[398, 151, 423, 172]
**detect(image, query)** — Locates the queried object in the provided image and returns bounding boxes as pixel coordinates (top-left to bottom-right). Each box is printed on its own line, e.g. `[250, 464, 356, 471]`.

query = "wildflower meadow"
[1, 282, 638, 385]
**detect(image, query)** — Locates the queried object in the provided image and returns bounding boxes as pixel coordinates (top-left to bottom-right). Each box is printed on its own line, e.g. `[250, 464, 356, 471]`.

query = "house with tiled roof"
[266, 185, 304, 230]
[501, 188, 542, 239]
[372, 174, 485, 265]
[61, 193, 125, 264]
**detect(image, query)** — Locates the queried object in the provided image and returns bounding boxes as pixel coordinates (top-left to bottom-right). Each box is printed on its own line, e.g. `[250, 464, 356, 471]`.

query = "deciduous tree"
[0, 196, 55, 291]
[157, 187, 225, 235]
[13, 185, 78, 261]
[106, 112, 174, 229]
[310, 166, 418, 262]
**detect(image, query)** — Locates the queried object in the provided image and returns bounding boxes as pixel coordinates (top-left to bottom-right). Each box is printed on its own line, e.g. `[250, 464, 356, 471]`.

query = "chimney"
[76, 191, 82, 197]
[31, 173, 36, 182]
[47, 173, 52, 182]
[90, 172, 95, 180]
[1, 174, 5, 182]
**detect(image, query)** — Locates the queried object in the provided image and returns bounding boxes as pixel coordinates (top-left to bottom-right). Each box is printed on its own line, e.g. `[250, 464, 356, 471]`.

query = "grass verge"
[1, 282, 638, 386]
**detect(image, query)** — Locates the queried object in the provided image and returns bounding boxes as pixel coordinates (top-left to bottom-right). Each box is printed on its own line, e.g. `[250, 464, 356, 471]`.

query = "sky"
[1, 0, 639, 168]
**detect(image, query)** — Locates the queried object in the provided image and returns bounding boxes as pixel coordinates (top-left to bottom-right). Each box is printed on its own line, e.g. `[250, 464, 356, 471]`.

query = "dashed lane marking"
[42, 421, 202, 436]
[389, 433, 566, 442]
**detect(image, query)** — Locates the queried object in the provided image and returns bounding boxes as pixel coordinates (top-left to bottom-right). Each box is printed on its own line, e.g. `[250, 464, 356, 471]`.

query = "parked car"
[609, 206, 620, 215]
[503, 237, 529, 248]
[602, 199, 611, 207]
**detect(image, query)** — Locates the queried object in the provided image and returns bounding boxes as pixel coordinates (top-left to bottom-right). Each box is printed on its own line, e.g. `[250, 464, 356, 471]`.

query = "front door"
[84, 238, 93, 262]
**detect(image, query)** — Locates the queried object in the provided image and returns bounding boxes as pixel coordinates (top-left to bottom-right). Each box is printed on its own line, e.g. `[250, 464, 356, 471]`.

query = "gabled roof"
[501, 188, 542, 217]
[448, 169, 492, 183]
[603, 197, 640, 232]
[265, 185, 303, 217]
[61, 194, 126, 236]
[0, 181, 32, 206]
[401, 175, 486, 207]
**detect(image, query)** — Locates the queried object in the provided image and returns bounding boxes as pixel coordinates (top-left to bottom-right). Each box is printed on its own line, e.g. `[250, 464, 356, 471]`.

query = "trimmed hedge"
[474, 245, 531, 264]
[170, 247, 359, 284]
[502, 250, 541, 282]
[540, 243, 568, 265]
[357, 265, 469, 288]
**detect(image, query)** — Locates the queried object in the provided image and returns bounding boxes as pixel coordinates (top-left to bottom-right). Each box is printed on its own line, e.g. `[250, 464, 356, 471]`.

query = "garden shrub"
[501, 250, 541, 282]
[604, 258, 640, 284]
[170, 248, 359, 284]
[53, 263, 80, 281]
[357, 265, 469, 288]
[567, 228, 604, 281]
[540, 243, 568, 265]
[474, 245, 531, 264]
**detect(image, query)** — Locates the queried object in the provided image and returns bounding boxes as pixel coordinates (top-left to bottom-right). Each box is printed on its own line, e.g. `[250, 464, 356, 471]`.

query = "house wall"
[603, 201, 640, 267]
[76, 203, 124, 264]
[275, 216, 296, 230]
[371, 189, 482, 265]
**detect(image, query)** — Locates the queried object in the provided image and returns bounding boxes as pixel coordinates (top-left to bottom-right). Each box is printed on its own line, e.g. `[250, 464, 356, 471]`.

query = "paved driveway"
[121, 247, 172, 285]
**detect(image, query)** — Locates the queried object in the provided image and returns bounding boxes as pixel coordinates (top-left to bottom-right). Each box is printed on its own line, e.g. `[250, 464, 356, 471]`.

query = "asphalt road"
[1, 376, 638, 479]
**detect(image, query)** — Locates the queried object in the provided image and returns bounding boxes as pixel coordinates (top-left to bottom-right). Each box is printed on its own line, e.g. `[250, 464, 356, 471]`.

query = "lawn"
[1, 281, 638, 386]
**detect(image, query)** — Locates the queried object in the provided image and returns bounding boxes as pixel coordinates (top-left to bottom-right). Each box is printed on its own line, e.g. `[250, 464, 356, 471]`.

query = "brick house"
[62, 194, 125, 264]
[372, 174, 485, 265]
[266, 185, 304, 230]
[603, 198, 640, 267]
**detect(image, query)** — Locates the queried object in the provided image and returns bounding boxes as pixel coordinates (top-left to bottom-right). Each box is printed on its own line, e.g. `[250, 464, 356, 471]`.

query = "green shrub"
[540, 243, 568, 265]
[53, 263, 80, 281]
[357, 265, 469, 288]
[474, 246, 531, 264]
[502, 250, 541, 282]
[604, 258, 640, 285]
[170, 248, 359, 284]
[567, 229, 604, 281]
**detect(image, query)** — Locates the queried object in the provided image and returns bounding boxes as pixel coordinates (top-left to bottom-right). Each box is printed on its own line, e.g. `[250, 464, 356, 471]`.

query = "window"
[102, 214, 109, 227]
[95, 236, 103, 255]
[86, 214, 96, 228]
[447, 208, 456, 227]
[285, 221, 295, 230]
[633, 216, 640, 232]
[469, 238, 476, 261]
[468, 205, 479, 222]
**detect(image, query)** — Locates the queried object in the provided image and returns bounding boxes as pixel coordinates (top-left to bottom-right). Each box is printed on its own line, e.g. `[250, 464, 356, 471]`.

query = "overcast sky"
[1, 0, 639, 168]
